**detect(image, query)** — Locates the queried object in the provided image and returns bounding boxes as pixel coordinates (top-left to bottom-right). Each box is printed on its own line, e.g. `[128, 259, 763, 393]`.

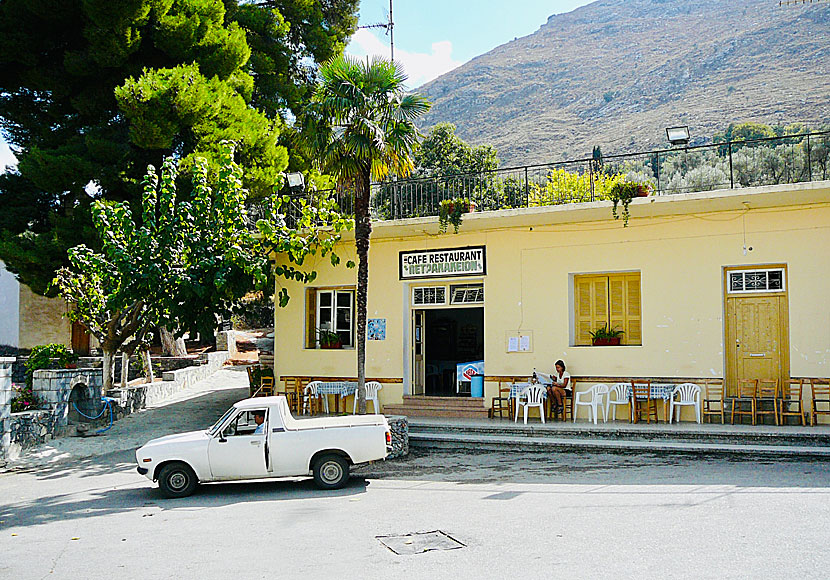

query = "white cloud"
[0, 139, 17, 173]
[347, 29, 462, 88]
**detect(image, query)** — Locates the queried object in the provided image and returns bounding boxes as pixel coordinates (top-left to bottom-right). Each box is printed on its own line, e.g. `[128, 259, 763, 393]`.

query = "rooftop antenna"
[359, 0, 394, 61]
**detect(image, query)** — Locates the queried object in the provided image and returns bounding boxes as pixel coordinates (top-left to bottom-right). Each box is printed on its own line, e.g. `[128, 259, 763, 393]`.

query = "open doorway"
[422, 307, 484, 397]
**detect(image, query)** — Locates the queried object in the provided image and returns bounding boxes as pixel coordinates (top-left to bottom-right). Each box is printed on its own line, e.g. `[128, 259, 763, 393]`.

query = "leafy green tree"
[300, 55, 430, 413]
[414, 123, 498, 177]
[0, 0, 358, 295]
[54, 143, 352, 391]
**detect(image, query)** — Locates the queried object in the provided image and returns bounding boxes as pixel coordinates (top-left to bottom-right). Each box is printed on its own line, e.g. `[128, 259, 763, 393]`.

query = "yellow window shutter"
[609, 276, 626, 339]
[575, 276, 609, 345]
[625, 274, 642, 345]
[305, 288, 317, 349]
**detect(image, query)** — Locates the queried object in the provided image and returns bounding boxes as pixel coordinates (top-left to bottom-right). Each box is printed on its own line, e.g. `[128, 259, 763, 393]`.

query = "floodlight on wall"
[666, 126, 691, 146]
[286, 172, 305, 189]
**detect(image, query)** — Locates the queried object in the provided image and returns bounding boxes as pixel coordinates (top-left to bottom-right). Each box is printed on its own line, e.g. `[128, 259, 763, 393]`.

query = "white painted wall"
[0, 261, 20, 347]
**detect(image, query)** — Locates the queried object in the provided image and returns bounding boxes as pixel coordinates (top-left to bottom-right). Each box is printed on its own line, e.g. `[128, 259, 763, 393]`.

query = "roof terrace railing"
[279, 130, 830, 224]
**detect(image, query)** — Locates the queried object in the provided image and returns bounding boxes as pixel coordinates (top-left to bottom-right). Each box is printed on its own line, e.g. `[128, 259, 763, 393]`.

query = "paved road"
[2, 369, 830, 579]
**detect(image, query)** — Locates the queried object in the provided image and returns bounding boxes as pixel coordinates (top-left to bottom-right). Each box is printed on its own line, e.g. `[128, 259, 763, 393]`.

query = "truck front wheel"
[158, 462, 198, 498]
[313, 454, 350, 489]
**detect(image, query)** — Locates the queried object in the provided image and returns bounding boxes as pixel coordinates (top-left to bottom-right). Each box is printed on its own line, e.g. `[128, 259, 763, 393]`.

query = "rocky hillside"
[419, 0, 830, 166]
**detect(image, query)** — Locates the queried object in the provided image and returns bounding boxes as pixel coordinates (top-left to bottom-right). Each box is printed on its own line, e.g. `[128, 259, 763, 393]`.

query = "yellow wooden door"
[725, 295, 788, 396]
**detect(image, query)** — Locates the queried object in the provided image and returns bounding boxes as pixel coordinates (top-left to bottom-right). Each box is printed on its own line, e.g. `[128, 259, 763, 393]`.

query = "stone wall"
[12, 354, 204, 385]
[385, 415, 408, 459]
[216, 331, 238, 358]
[33, 368, 104, 428]
[0, 357, 13, 466]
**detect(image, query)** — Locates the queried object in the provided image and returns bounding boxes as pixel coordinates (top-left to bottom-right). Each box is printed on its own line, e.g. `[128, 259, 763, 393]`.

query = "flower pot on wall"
[320, 341, 342, 349]
[592, 337, 622, 346]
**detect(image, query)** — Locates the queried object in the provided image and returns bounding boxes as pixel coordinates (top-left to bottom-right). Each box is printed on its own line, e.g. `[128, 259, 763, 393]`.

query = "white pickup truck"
[135, 395, 391, 498]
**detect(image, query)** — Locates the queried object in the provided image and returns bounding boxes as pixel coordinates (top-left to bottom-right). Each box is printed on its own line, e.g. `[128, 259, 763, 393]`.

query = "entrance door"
[424, 307, 484, 396]
[724, 269, 789, 395]
[71, 321, 90, 356]
[412, 310, 425, 395]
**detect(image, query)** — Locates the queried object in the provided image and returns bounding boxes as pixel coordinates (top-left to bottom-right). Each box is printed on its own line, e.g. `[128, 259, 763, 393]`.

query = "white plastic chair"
[353, 381, 383, 414]
[606, 383, 631, 422]
[303, 382, 325, 415]
[574, 384, 609, 424]
[515, 384, 546, 424]
[670, 383, 701, 424]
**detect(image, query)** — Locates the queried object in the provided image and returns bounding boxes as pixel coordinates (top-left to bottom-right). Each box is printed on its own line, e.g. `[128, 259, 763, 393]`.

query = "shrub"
[231, 292, 275, 330]
[11, 384, 41, 413]
[25, 344, 78, 387]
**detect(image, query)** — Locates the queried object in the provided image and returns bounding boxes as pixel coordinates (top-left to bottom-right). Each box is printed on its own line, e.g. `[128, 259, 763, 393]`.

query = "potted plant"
[608, 182, 649, 227]
[438, 197, 472, 234]
[317, 328, 343, 349]
[589, 324, 625, 346]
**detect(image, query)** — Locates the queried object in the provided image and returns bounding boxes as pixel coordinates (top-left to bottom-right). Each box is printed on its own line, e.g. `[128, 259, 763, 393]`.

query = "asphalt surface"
[2, 368, 830, 579]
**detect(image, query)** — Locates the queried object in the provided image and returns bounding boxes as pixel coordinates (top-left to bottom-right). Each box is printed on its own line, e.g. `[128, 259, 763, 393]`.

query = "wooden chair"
[551, 390, 574, 422]
[247, 364, 262, 397]
[701, 380, 726, 424]
[755, 378, 780, 426]
[810, 378, 830, 426]
[780, 379, 806, 426]
[490, 382, 512, 419]
[730, 379, 757, 425]
[255, 376, 275, 397]
[630, 380, 658, 424]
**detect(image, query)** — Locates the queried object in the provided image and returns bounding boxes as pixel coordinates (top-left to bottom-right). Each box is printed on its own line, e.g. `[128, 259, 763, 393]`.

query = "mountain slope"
[419, 0, 830, 166]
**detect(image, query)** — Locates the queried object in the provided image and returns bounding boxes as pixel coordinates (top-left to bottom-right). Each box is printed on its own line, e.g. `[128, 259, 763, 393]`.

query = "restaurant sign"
[399, 246, 486, 280]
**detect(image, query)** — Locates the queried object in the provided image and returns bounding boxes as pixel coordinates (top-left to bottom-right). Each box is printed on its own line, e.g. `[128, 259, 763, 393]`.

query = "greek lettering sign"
[399, 246, 486, 280]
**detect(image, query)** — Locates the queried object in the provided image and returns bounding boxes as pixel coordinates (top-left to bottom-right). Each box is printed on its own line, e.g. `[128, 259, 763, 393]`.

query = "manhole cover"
[377, 530, 465, 555]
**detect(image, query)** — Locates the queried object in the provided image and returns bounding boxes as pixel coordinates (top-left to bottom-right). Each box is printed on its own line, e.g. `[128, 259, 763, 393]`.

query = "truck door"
[208, 408, 270, 480]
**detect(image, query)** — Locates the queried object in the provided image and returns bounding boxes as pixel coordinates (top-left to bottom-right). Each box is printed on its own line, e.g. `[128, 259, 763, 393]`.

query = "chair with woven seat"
[669, 383, 701, 424]
[515, 384, 546, 424]
[755, 378, 780, 426]
[810, 378, 830, 426]
[780, 379, 806, 426]
[573, 384, 609, 424]
[631, 380, 658, 424]
[551, 390, 574, 422]
[606, 383, 631, 422]
[701, 380, 726, 424]
[255, 375, 275, 397]
[491, 382, 512, 419]
[730, 379, 758, 425]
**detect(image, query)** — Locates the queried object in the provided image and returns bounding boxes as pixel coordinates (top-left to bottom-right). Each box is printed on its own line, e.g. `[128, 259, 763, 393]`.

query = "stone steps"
[383, 396, 489, 419]
[407, 418, 830, 457]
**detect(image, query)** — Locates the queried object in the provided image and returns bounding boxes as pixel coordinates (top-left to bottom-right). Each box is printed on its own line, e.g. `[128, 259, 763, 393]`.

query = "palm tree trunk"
[354, 169, 372, 414]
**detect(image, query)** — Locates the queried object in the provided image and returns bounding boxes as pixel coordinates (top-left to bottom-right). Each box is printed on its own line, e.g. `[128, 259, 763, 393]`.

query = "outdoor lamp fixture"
[666, 126, 691, 146]
[286, 172, 305, 189]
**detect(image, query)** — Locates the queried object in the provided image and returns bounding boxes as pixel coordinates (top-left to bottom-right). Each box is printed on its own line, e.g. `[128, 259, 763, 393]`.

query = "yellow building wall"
[274, 187, 830, 420]
[18, 285, 72, 350]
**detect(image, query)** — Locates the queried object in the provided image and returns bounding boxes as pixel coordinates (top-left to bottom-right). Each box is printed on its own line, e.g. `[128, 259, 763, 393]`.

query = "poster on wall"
[367, 318, 386, 340]
[399, 246, 486, 280]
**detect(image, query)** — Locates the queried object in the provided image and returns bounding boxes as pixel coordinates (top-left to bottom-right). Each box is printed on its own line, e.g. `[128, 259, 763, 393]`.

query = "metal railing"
[278, 131, 830, 224]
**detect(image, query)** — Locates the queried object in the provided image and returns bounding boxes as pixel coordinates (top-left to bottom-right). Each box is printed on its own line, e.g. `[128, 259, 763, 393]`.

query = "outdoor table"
[626, 383, 677, 422]
[314, 381, 358, 414]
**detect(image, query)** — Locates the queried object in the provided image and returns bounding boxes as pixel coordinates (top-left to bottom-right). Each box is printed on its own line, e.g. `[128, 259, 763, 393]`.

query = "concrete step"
[409, 431, 830, 458]
[384, 405, 490, 419]
[401, 396, 486, 408]
[408, 419, 830, 448]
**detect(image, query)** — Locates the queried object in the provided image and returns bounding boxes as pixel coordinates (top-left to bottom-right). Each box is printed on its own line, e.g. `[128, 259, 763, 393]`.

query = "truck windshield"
[206, 407, 236, 436]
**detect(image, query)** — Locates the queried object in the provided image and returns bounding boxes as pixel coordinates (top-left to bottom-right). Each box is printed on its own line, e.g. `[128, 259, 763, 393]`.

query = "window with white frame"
[727, 268, 785, 294]
[450, 284, 484, 304]
[412, 286, 446, 306]
[315, 289, 354, 347]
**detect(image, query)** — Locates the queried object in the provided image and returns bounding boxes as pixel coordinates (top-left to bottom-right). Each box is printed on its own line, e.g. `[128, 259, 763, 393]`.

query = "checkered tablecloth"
[510, 383, 548, 399]
[626, 383, 677, 401]
[313, 382, 357, 396]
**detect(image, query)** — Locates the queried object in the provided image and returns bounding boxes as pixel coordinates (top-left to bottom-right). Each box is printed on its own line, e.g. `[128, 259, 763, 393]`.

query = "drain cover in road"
[377, 530, 465, 555]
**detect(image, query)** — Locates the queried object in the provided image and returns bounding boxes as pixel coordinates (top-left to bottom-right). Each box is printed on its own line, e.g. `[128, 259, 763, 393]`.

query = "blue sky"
[348, 0, 592, 87]
[0, 0, 592, 171]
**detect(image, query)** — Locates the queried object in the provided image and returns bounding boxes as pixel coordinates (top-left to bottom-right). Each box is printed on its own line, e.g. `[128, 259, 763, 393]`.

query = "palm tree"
[301, 55, 430, 413]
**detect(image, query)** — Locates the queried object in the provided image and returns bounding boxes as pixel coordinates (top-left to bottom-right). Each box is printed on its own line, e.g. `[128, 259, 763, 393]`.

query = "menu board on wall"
[399, 246, 486, 280]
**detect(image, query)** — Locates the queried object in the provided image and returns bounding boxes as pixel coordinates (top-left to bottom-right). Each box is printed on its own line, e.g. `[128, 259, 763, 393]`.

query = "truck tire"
[312, 454, 350, 489]
[158, 462, 198, 498]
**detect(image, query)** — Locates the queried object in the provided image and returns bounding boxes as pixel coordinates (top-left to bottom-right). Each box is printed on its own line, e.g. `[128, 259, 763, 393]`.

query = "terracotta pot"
[592, 337, 621, 346]
[635, 185, 650, 197]
[320, 341, 342, 349]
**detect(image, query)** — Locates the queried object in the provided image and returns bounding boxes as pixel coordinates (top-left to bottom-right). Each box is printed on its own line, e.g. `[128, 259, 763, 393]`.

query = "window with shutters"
[305, 288, 355, 348]
[574, 273, 641, 346]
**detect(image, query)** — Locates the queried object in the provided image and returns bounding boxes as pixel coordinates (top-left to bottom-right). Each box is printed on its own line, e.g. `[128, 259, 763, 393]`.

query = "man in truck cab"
[253, 410, 266, 435]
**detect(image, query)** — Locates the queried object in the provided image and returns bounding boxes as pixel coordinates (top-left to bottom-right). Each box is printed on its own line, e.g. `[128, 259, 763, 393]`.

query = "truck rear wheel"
[313, 454, 350, 489]
[158, 462, 198, 498]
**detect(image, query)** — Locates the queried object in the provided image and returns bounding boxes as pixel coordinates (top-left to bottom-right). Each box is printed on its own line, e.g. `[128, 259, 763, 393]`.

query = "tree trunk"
[121, 351, 130, 388]
[160, 327, 187, 356]
[354, 169, 372, 414]
[144, 350, 155, 383]
[101, 348, 115, 393]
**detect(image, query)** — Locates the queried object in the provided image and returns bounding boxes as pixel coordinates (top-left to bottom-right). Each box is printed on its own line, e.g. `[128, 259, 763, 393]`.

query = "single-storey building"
[272, 180, 830, 421]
